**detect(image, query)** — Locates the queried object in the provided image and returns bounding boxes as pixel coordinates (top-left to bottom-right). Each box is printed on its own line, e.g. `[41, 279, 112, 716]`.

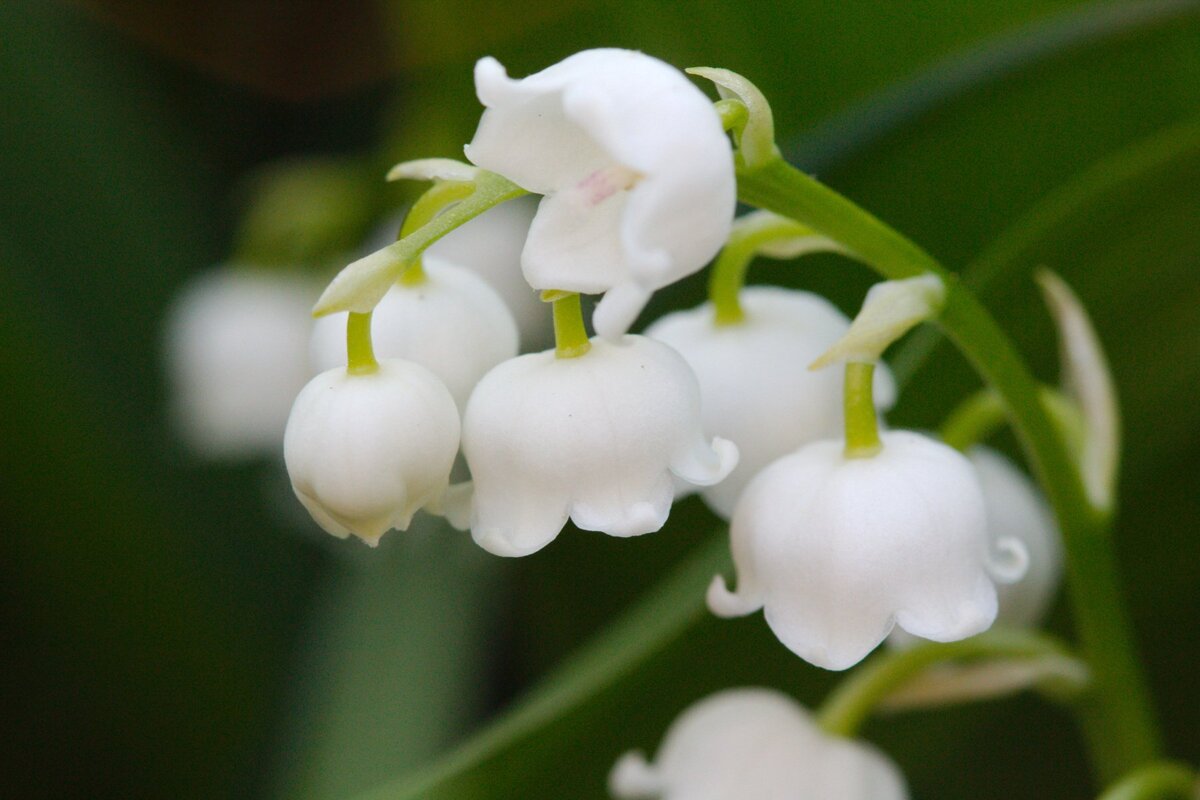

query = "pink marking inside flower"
[572, 165, 643, 206]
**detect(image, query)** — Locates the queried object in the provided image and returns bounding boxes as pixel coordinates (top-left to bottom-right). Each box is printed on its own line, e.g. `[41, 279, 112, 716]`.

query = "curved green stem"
[396, 181, 476, 286]
[940, 389, 1006, 451]
[346, 312, 377, 374]
[816, 629, 1081, 738]
[738, 157, 1161, 781]
[843, 362, 881, 457]
[551, 292, 591, 359]
[1097, 763, 1197, 800]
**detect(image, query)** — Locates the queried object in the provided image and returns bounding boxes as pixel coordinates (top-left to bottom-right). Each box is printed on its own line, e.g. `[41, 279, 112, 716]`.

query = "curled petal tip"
[672, 437, 739, 487]
[987, 535, 1030, 585]
[609, 751, 662, 799]
[706, 574, 761, 618]
[429, 481, 473, 531]
[593, 283, 654, 340]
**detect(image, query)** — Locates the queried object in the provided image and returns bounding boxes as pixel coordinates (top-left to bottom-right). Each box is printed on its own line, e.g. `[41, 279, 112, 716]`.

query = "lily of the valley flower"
[461, 335, 738, 557]
[310, 260, 519, 411]
[610, 688, 908, 800]
[645, 287, 896, 519]
[284, 360, 460, 546]
[710, 431, 1004, 671]
[465, 48, 736, 339]
[164, 267, 315, 460]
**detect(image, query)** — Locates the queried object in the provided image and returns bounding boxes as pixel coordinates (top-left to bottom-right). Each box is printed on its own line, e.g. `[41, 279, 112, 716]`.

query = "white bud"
[163, 267, 315, 460]
[645, 287, 896, 519]
[284, 360, 460, 547]
[710, 431, 1003, 671]
[466, 49, 736, 339]
[310, 259, 518, 411]
[609, 688, 908, 800]
[462, 335, 738, 557]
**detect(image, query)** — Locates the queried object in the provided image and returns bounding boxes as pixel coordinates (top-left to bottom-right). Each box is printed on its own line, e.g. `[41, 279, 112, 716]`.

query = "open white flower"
[363, 198, 550, 351]
[310, 260, 518, 410]
[284, 360, 460, 547]
[461, 335, 738, 557]
[164, 267, 315, 460]
[610, 688, 908, 800]
[465, 48, 736, 338]
[710, 431, 1004, 671]
[645, 287, 897, 519]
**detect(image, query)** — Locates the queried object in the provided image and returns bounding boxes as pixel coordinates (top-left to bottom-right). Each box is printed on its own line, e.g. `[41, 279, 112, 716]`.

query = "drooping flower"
[164, 267, 315, 460]
[461, 335, 738, 557]
[362, 198, 550, 351]
[709, 430, 1006, 671]
[645, 287, 896, 519]
[610, 688, 908, 800]
[465, 48, 736, 338]
[284, 360, 460, 546]
[310, 260, 518, 411]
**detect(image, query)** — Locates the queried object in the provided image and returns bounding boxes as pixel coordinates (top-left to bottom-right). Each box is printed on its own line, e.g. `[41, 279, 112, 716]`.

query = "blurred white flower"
[310, 260, 518, 411]
[969, 446, 1063, 627]
[645, 287, 896, 519]
[164, 267, 315, 460]
[284, 360, 460, 547]
[461, 335, 738, 557]
[465, 48, 736, 338]
[710, 431, 1009, 671]
[610, 688, 908, 800]
[364, 198, 550, 351]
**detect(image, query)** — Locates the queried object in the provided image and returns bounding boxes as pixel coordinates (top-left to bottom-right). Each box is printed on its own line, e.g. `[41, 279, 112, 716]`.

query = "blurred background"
[2, 0, 1198, 798]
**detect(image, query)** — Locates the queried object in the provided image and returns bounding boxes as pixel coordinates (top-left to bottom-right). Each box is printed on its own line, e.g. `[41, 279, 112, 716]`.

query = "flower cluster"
[167, 48, 1078, 798]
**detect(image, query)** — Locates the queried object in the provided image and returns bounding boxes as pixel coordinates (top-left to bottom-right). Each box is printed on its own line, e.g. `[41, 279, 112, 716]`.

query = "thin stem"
[738, 157, 1161, 781]
[396, 181, 476, 286]
[940, 389, 1006, 451]
[843, 362, 881, 457]
[1097, 763, 1197, 800]
[551, 292, 591, 359]
[817, 629, 1080, 738]
[346, 312, 377, 374]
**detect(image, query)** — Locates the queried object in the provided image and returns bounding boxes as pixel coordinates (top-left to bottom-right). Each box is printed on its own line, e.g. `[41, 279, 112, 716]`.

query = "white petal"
[311, 260, 518, 410]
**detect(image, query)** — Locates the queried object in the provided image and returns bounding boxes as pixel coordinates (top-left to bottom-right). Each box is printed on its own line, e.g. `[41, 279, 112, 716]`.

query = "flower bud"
[462, 335, 738, 557]
[645, 287, 896, 518]
[610, 688, 907, 800]
[710, 431, 1003, 671]
[284, 360, 460, 546]
[310, 259, 518, 410]
[164, 267, 315, 460]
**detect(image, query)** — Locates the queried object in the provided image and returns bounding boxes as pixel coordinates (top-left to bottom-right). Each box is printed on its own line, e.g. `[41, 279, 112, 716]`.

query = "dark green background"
[1, 1, 1197, 798]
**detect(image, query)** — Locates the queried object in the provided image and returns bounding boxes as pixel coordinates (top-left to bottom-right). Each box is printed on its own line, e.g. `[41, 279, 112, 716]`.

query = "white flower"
[363, 198, 550, 351]
[465, 48, 736, 338]
[709, 431, 1004, 671]
[645, 287, 896, 519]
[284, 360, 460, 546]
[164, 267, 315, 460]
[310, 260, 518, 410]
[610, 688, 908, 800]
[969, 446, 1063, 627]
[461, 335, 738, 557]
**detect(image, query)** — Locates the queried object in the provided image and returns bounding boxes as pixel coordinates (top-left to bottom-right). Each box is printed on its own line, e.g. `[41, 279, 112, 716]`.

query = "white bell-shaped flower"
[970, 446, 1063, 627]
[645, 287, 897, 519]
[310, 260, 518, 410]
[610, 688, 908, 800]
[284, 360, 460, 546]
[363, 198, 550, 351]
[164, 267, 315, 460]
[465, 48, 736, 338]
[462, 335, 738, 557]
[710, 431, 1003, 671]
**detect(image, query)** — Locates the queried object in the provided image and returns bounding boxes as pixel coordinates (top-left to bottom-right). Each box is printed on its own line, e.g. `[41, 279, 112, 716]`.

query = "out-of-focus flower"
[610, 688, 908, 800]
[284, 360, 460, 546]
[465, 48, 736, 338]
[645, 287, 896, 519]
[310, 260, 518, 411]
[461, 335, 738, 557]
[164, 267, 314, 460]
[710, 431, 1008, 671]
